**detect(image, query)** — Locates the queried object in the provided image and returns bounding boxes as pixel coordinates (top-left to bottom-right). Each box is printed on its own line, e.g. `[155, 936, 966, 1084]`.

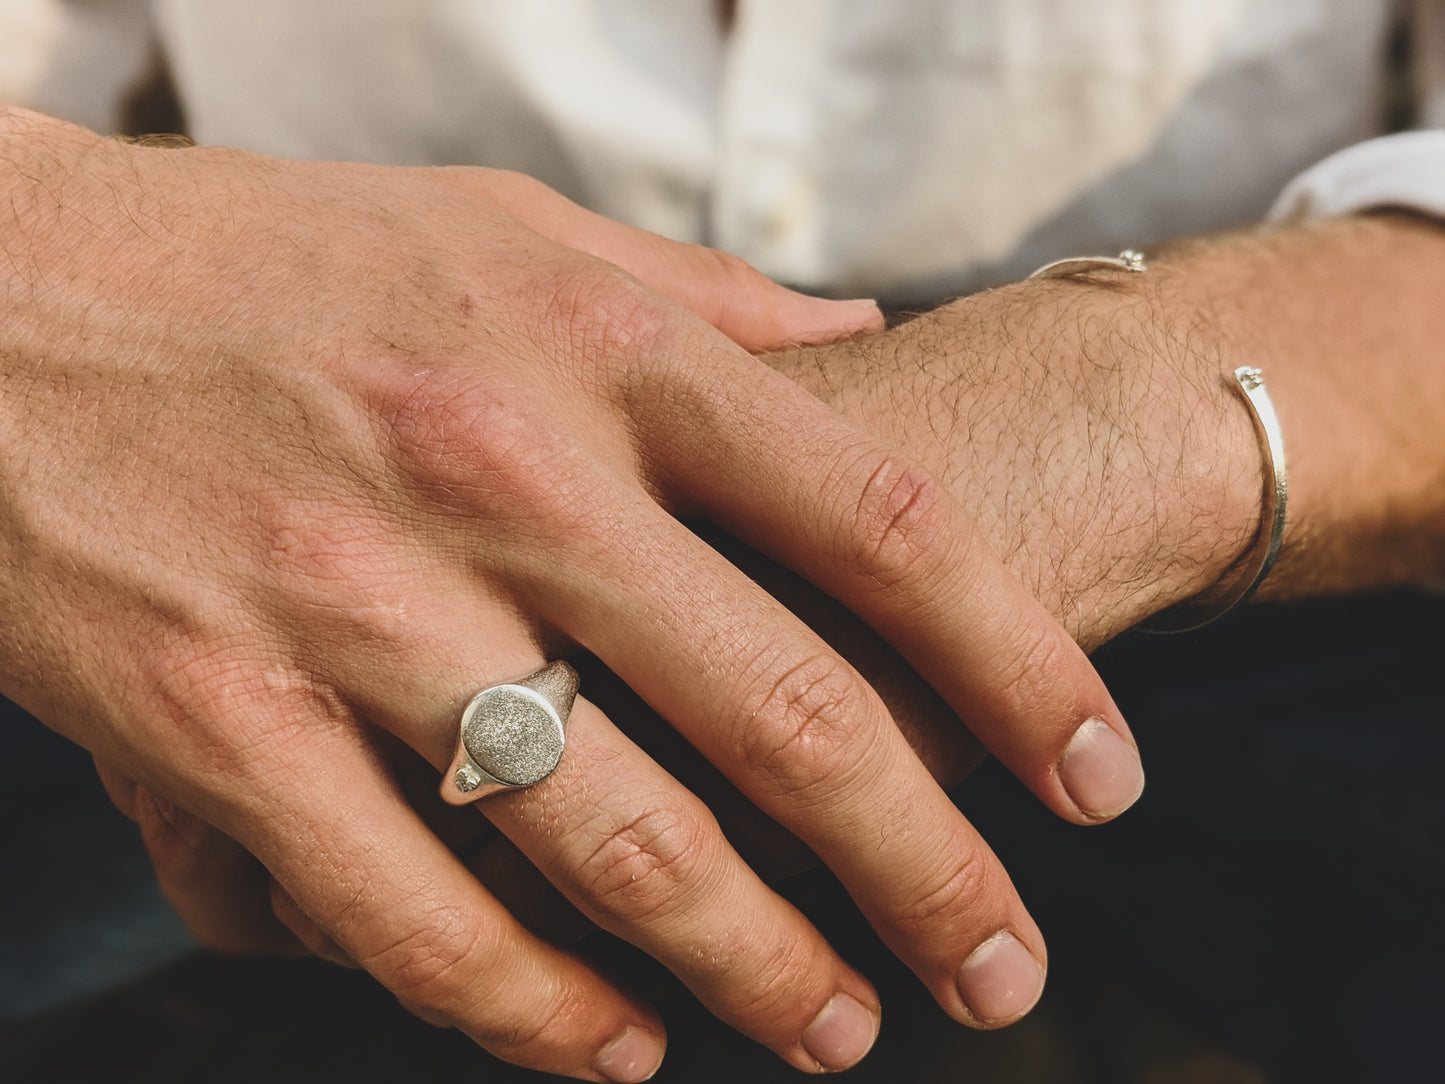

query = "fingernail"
[833, 297, 885, 321]
[785, 295, 884, 343]
[802, 991, 879, 1071]
[955, 931, 1045, 1025]
[1057, 717, 1145, 819]
[594, 1026, 665, 1083]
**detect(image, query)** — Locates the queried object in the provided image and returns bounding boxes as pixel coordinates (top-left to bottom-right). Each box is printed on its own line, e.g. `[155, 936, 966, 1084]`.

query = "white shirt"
[3, 0, 1443, 301]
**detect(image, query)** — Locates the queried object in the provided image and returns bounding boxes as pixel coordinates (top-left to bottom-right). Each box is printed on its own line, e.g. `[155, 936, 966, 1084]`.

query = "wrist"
[1143, 215, 1445, 601]
[1020, 265, 1267, 640]
[901, 273, 1264, 648]
[767, 267, 1264, 649]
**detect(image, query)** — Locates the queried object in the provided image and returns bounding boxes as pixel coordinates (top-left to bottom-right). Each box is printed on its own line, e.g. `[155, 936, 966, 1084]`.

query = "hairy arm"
[771, 212, 1445, 652]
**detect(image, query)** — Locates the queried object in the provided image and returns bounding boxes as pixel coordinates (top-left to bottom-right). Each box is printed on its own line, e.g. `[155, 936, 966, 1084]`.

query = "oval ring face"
[460, 685, 565, 787]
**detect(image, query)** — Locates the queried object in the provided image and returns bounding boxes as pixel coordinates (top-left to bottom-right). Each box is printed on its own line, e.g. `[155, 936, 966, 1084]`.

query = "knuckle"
[250, 501, 444, 654]
[142, 634, 257, 719]
[692, 248, 787, 341]
[134, 643, 264, 771]
[989, 616, 1076, 717]
[365, 362, 560, 509]
[358, 359, 605, 541]
[269, 881, 309, 933]
[351, 903, 483, 1003]
[466, 979, 596, 1065]
[540, 266, 671, 364]
[736, 653, 876, 800]
[847, 457, 956, 593]
[712, 934, 818, 1025]
[134, 787, 207, 875]
[575, 803, 715, 925]
[470, 1013, 554, 1059]
[95, 760, 140, 821]
[340, 889, 595, 1061]
[141, 640, 339, 775]
[701, 246, 763, 292]
[892, 849, 995, 940]
[477, 166, 556, 210]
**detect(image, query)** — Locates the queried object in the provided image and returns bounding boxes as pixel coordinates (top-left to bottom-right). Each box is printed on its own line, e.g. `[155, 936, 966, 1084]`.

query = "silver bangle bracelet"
[1143, 364, 1288, 632]
[1028, 249, 1148, 279]
[1026, 250, 1289, 633]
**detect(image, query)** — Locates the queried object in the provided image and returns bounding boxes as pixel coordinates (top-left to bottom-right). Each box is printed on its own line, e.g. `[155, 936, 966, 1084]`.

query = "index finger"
[533, 494, 1049, 1028]
[639, 347, 1143, 825]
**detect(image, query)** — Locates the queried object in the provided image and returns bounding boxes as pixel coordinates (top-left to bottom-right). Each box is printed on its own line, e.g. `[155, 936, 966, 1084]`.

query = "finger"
[398, 748, 594, 944]
[269, 881, 361, 968]
[692, 532, 989, 788]
[397, 749, 495, 854]
[570, 655, 826, 884]
[273, 881, 464, 1032]
[129, 784, 306, 956]
[223, 720, 668, 1083]
[641, 352, 1144, 825]
[448, 167, 883, 350]
[526, 496, 1050, 1029]
[491, 700, 884, 1073]
[461, 833, 595, 946]
[273, 817, 589, 962]
[368, 663, 885, 1075]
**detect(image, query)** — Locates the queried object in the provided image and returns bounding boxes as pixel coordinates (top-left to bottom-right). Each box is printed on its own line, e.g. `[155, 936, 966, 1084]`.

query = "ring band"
[1028, 249, 1148, 279]
[441, 661, 579, 805]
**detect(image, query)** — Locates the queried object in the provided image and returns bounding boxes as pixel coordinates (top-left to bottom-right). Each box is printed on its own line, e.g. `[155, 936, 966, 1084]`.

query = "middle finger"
[534, 496, 1051, 1028]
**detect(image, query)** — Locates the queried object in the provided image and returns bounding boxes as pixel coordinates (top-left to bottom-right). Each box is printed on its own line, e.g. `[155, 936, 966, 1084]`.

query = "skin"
[34, 77, 1445, 1070]
[778, 212, 1445, 634]
[468, 209, 1445, 906]
[86, 201, 1445, 1079]
[0, 108, 1140, 1080]
[446, 212, 1445, 978]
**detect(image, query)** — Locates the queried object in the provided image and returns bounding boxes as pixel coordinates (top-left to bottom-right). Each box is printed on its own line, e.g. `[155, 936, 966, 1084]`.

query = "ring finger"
[367, 656, 886, 1075]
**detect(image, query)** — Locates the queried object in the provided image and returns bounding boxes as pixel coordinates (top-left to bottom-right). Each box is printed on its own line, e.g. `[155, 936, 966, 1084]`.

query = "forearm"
[772, 213, 1445, 649]
[1149, 213, 1445, 600]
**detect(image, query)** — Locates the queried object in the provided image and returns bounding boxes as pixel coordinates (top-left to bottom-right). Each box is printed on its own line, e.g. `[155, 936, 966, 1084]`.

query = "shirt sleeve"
[1266, 129, 1445, 223]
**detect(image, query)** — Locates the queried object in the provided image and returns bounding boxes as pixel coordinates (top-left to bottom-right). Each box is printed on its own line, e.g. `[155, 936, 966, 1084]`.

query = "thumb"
[455, 168, 883, 351]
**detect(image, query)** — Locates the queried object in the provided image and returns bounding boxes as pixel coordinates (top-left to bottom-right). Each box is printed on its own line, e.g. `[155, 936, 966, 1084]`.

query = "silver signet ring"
[440, 661, 579, 806]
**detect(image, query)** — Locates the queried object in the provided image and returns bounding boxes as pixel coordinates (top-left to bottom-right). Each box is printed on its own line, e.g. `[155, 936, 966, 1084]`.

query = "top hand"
[2, 109, 1132, 1079]
[554, 212, 1445, 947]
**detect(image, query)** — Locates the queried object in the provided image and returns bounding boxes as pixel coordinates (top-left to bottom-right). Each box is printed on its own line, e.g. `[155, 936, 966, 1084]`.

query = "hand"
[2, 108, 1129, 1078]
[90, 550, 989, 963]
[134, 213, 1445, 1033]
